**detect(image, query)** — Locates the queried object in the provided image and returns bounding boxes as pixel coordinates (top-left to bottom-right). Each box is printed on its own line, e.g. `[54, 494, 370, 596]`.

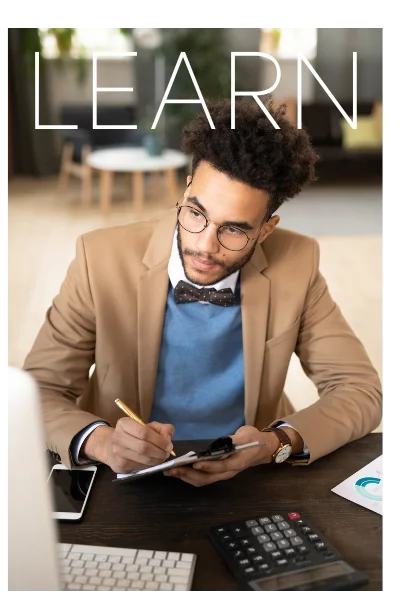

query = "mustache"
[183, 248, 224, 267]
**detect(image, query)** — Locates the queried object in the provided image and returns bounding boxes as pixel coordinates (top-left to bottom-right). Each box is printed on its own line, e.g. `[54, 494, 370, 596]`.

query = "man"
[24, 98, 382, 487]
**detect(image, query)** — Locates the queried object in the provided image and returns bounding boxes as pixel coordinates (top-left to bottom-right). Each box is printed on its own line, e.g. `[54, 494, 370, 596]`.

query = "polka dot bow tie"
[174, 280, 235, 307]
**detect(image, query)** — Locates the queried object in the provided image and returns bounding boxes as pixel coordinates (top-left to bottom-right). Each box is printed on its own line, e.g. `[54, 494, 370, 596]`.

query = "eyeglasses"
[176, 202, 266, 252]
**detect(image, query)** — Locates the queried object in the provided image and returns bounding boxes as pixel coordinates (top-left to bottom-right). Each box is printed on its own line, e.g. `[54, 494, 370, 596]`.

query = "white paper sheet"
[331, 455, 382, 515]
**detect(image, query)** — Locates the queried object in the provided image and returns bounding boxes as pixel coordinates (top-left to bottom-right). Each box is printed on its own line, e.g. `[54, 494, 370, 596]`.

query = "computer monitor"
[8, 366, 60, 590]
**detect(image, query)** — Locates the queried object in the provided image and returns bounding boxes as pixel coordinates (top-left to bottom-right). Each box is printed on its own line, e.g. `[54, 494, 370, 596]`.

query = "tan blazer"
[24, 209, 382, 468]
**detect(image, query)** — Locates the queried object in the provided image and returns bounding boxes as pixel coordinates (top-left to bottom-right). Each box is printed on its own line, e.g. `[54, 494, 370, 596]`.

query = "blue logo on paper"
[354, 477, 382, 501]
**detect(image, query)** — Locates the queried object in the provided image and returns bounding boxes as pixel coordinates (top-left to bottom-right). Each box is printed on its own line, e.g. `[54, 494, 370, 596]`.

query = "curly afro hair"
[181, 97, 318, 217]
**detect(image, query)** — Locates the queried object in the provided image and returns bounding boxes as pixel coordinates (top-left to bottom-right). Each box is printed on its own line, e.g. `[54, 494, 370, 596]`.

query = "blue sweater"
[150, 283, 244, 439]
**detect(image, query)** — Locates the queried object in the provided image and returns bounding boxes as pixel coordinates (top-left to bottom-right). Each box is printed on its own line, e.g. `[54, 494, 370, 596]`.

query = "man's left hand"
[163, 426, 277, 487]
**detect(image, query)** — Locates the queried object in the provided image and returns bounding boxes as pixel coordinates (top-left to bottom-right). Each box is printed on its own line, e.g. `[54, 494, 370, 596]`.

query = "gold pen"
[115, 398, 176, 457]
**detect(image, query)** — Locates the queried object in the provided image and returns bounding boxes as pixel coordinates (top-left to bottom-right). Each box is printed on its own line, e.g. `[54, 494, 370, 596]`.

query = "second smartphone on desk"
[48, 464, 97, 521]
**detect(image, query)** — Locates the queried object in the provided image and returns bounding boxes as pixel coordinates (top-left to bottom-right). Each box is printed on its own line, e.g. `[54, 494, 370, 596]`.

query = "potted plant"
[47, 28, 76, 55]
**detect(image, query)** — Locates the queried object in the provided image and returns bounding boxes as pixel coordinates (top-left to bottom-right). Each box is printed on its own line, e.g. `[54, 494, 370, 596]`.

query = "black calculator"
[209, 511, 368, 591]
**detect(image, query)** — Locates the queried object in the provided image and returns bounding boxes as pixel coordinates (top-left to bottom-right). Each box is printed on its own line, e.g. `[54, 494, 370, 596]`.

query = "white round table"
[86, 147, 189, 213]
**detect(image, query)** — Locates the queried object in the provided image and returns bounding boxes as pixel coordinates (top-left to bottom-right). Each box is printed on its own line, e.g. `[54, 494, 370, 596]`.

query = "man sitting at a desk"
[24, 98, 382, 487]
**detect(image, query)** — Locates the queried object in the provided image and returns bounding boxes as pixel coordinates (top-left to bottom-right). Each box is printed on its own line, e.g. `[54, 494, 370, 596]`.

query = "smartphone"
[47, 464, 97, 521]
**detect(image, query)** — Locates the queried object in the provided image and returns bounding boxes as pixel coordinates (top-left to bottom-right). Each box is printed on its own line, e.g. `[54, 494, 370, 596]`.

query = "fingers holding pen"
[116, 418, 174, 458]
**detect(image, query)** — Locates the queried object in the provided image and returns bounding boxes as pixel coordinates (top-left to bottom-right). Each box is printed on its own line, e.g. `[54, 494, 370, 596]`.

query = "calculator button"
[308, 534, 320, 542]
[287, 512, 301, 520]
[258, 517, 271, 525]
[216, 527, 227, 534]
[276, 559, 288, 567]
[258, 563, 269, 572]
[270, 532, 283, 541]
[271, 515, 284, 522]
[251, 526, 264, 536]
[315, 542, 327, 551]
[299, 525, 312, 533]
[294, 557, 311, 566]
[290, 536, 303, 546]
[265, 524, 278, 533]
[246, 547, 257, 555]
[227, 541, 239, 550]
[283, 529, 297, 538]
[277, 521, 290, 530]
[263, 542, 277, 552]
[233, 550, 245, 560]
[270, 551, 282, 560]
[245, 520, 258, 528]
[240, 538, 251, 547]
[238, 558, 250, 567]
[252, 555, 264, 563]
[257, 534, 270, 544]
[284, 548, 296, 557]
[297, 545, 310, 554]
[222, 534, 232, 542]
[243, 566, 256, 576]
[231, 526, 246, 538]
[277, 539, 290, 549]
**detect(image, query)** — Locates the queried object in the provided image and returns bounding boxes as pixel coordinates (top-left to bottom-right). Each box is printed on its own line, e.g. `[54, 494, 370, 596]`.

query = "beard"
[177, 225, 258, 286]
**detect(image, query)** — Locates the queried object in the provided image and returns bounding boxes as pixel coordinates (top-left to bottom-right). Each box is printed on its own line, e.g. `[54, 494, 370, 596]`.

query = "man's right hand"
[81, 419, 175, 474]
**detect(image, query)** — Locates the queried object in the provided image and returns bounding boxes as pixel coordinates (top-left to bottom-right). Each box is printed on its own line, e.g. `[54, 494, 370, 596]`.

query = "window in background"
[260, 28, 317, 60]
[39, 28, 132, 60]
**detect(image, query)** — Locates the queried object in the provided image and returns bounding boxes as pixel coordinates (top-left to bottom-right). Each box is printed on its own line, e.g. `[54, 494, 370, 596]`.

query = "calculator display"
[253, 561, 353, 591]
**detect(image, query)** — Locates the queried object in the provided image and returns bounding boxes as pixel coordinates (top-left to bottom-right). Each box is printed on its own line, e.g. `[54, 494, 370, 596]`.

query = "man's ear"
[258, 215, 280, 244]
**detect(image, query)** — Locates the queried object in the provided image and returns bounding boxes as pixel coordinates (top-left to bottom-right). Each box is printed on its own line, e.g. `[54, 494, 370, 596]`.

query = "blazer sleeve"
[270, 238, 382, 465]
[23, 235, 108, 468]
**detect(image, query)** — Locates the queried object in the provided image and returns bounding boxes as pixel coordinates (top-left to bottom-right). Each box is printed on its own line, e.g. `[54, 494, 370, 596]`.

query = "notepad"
[113, 438, 263, 484]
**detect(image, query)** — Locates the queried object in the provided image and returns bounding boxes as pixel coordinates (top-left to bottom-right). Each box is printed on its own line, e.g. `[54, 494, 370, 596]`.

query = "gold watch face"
[274, 444, 292, 463]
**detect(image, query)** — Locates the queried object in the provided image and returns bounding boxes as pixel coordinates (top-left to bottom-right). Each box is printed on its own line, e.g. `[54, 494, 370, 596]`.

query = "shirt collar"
[168, 228, 239, 293]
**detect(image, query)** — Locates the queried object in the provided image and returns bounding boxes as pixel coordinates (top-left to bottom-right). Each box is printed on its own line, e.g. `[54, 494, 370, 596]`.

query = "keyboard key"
[227, 541, 239, 550]
[71, 568, 84, 576]
[160, 583, 173, 592]
[60, 558, 71, 567]
[277, 521, 290, 530]
[74, 576, 88, 584]
[276, 559, 288, 567]
[216, 527, 227, 535]
[135, 558, 149, 566]
[233, 550, 245, 560]
[258, 563, 269, 571]
[85, 568, 99, 577]
[277, 539, 290, 549]
[71, 560, 84, 568]
[246, 547, 257, 555]
[308, 534, 320, 542]
[155, 574, 168, 583]
[154, 551, 167, 560]
[140, 573, 154, 582]
[271, 532, 283, 541]
[125, 564, 140, 573]
[122, 556, 136, 564]
[82, 585, 96, 590]
[271, 551, 282, 559]
[169, 576, 189, 585]
[259, 517, 271, 525]
[251, 526, 264, 536]
[167, 552, 181, 561]
[244, 566, 256, 575]
[66, 583, 81, 590]
[130, 580, 145, 589]
[167, 568, 190, 577]
[97, 587, 111, 591]
[284, 529, 297, 538]
[81, 553, 94, 561]
[315, 542, 327, 551]
[180, 554, 193, 562]
[271, 515, 284, 522]
[257, 534, 270, 544]
[138, 550, 154, 559]
[287, 512, 301, 520]
[222, 534, 232, 543]
[238, 558, 250, 567]
[263, 542, 277, 552]
[290, 536, 303, 546]
[162, 560, 176, 568]
[95, 555, 108, 562]
[139, 565, 153, 574]
[284, 548, 296, 557]
[145, 582, 159, 590]
[84, 561, 98, 569]
[176, 561, 192, 570]
[149, 558, 162, 567]
[252, 555, 264, 563]
[265, 524, 278, 533]
[240, 538, 251, 547]
[112, 562, 125, 571]
[297, 545, 310, 554]
[114, 571, 127, 580]
[117, 579, 131, 587]
[231, 526, 246, 538]
[300, 526, 312, 533]
[69, 552, 81, 560]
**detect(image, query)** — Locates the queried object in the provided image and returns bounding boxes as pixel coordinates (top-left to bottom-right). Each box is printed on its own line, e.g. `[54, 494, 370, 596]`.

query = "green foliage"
[47, 28, 76, 55]
[19, 28, 43, 73]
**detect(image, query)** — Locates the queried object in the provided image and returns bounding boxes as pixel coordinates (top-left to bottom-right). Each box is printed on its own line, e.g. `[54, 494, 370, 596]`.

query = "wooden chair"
[57, 105, 139, 206]
[58, 140, 92, 206]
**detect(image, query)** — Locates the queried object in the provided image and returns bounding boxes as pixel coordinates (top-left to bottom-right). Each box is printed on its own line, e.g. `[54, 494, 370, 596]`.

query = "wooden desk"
[57, 434, 382, 591]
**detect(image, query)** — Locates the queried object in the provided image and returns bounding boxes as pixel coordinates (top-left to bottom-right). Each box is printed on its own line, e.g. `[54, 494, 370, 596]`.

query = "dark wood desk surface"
[57, 433, 382, 591]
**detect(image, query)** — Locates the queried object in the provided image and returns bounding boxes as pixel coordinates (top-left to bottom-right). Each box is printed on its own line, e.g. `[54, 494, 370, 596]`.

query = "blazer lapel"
[137, 209, 177, 422]
[241, 243, 270, 426]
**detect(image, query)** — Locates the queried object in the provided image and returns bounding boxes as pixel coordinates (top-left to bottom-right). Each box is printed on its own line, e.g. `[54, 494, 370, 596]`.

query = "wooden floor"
[8, 175, 382, 432]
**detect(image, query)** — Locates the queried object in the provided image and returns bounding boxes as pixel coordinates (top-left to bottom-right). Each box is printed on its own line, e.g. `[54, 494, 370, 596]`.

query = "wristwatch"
[261, 427, 292, 463]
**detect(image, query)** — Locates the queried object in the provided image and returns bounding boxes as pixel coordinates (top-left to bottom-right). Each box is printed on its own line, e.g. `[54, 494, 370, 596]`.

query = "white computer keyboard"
[58, 543, 197, 591]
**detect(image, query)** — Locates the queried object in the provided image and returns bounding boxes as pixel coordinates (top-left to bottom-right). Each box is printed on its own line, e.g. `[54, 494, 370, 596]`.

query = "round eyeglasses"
[176, 203, 266, 252]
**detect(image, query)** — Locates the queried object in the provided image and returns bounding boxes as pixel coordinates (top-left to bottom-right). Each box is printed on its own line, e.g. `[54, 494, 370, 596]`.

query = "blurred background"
[8, 28, 382, 430]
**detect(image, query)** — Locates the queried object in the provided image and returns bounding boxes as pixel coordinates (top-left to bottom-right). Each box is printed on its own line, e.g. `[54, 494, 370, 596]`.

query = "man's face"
[177, 161, 280, 286]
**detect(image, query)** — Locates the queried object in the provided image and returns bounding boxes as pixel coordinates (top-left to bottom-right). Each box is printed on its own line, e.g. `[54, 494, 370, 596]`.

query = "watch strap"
[261, 427, 292, 462]
[261, 427, 292, 447]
